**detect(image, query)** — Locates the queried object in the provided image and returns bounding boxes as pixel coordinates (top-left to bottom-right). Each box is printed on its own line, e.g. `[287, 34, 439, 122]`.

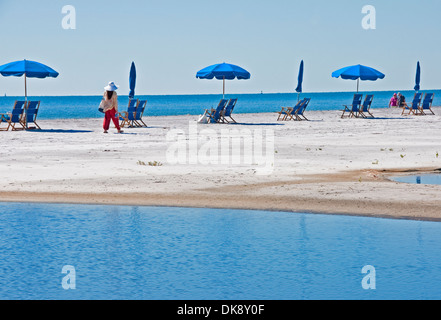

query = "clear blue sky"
[0, 0, 440, 96]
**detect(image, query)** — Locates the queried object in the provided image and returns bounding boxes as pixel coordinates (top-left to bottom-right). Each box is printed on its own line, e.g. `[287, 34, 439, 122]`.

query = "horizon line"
[1, 88, 440, 98]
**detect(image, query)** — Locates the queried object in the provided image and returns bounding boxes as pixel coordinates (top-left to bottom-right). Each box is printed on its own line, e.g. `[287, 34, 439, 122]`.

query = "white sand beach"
[1, 107, 440, 221]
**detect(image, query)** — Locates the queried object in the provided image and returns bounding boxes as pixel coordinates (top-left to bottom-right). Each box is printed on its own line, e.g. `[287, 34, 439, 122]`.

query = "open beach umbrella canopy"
[0, 59, 59, 99]
[129, 61, 136, 99]
[196, 62, 251, 98]
[414, 61, 421, 92]
[332, 64, 385, 92]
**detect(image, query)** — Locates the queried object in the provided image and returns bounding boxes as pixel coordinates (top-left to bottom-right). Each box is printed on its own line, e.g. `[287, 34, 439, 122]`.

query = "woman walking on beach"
[101, 81, 123, 134]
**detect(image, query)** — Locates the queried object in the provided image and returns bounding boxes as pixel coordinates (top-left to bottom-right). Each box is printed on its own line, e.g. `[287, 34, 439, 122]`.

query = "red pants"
[103, 109, 121, 131]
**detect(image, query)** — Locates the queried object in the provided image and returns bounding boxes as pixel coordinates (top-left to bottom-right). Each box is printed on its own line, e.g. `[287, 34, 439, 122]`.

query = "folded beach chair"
[206, 99, 228, 123]
[119, 99, 139, 128]
[277, 99, 304, 121]
[419, 93, 435, 115]
[24, 101, 41, 129]
[134, 100, 148, 127]
[0, 100, 26, 131]
[359, 95, 375, 118]
[294, 98, 311, 121]
[401, 92, 423, 115]
[221, 98, 238, 123]
[341, 94, 363, 118]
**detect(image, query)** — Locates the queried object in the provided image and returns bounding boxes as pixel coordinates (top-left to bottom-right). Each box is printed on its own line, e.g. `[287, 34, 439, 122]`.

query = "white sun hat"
[104, 81, 119, 91]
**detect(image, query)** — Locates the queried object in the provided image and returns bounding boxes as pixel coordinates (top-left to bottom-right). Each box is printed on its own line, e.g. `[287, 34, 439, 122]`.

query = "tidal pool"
[390, 173, 441, 185]
[0, 203, 440, 300]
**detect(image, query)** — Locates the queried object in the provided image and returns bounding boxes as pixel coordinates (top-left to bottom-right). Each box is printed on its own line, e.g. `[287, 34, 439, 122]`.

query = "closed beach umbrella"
[332, 64, 385, 92]
[129, 61, 136, 99]
[295, 60, 304, 101]
[0, 59, 59, 100]
[414, 61, 421, 92]
[196, 62, 251, 99]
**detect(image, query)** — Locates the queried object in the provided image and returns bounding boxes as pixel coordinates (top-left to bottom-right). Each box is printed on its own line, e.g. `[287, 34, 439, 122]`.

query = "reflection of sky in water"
[391, 174, 441, 185]
[1, 203, 441, 300]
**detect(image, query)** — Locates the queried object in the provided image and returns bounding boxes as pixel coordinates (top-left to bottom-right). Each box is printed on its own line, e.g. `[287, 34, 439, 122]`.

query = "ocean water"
[0, 90, 439, 120]
[1, 203, 441, 300]
[391, 173, 441, 185]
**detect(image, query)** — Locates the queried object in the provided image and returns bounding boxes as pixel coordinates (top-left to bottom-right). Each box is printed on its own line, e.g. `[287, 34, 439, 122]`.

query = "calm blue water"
[391, 173, 441, 185]
[0, 203, 440, 300]
[0, 90, 439, 120]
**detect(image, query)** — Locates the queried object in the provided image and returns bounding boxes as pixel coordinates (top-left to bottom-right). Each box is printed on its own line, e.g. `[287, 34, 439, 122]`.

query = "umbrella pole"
[357, 78, 359, 93]
[223, 76, 225, 99]
[24, 73, 28, 129]
[25, 73, 27, 101]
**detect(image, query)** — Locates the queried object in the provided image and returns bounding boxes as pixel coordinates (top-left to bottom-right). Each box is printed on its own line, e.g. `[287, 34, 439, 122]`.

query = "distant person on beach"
[101, 82, 123, 134]
[389, 93, 398, 108]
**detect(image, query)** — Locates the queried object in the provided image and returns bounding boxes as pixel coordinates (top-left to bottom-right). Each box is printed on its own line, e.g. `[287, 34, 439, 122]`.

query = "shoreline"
[1, 109, 440, 222]
[1, 168, 440, 222]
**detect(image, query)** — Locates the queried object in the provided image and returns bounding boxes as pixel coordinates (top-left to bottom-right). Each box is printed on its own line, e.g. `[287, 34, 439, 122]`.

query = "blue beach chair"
[119, 99, 139, 128]
[294, 98, 311, 121]
[401, 92, 423, 115]
[134, 100, 148, 127]
[221, 98, 238, 123]
[419, 93, 435, 115]
[341, 94, 363, 118]
[206, 99, 228, 123]
[277, 99, 305, 121]
[25, 101, 41, 129]
[0, 101, 26, 131]
[359, 95, 375, 118]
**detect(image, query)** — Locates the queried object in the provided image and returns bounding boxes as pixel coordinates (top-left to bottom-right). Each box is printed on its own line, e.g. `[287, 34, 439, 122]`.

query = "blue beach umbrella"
[332, 64, 385, 92]
[196, 62, 251, 98]
[295, 60, 304, 101]
[129, 61, 136, 99]
[414, 61, 421, 92]
[0, 59, 59, 100]
[0, 59, 59, 128]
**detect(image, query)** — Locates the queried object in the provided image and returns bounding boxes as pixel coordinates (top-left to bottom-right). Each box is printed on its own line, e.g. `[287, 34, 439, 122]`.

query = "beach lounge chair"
[119, 99, 139, 128]
[419, 93, 435, 115]
[134, 100, 148, 127]
[206, 99, 228, 123]
[277, 99, 304, 121]
[341, 94, 363, 118]
[24, 101, 41, 129]
[293, 98, 311, 121]
[276, 107, 290, 121]
[359, 95, 375, 118]
[0, 101, 26, 131]
[401, 92, 423, 115]
[221, 98, 238, 123]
